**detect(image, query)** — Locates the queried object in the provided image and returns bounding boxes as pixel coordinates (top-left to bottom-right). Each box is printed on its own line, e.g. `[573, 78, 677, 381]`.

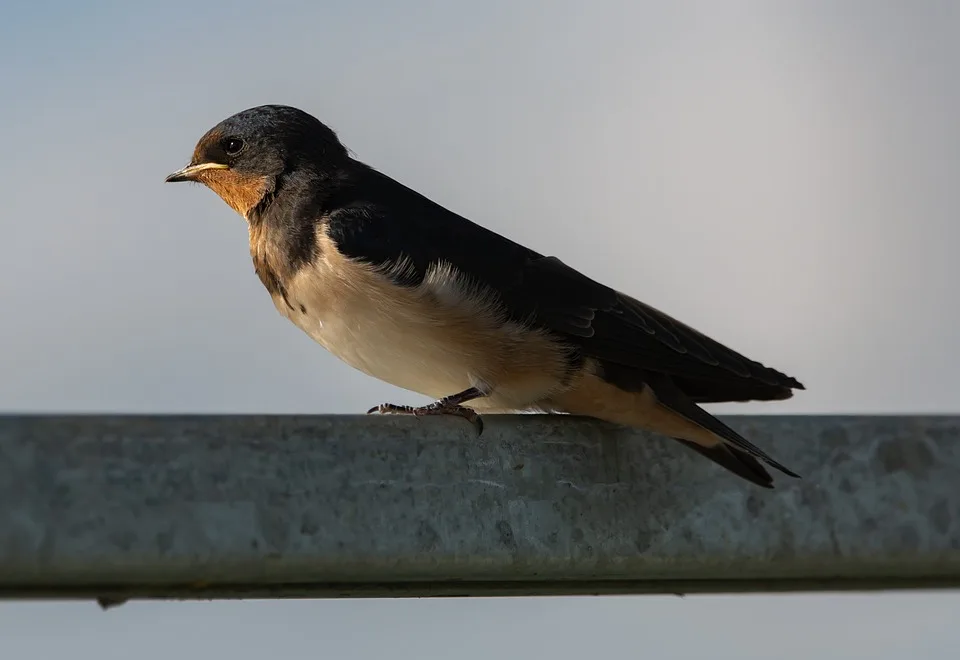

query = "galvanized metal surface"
[0, 414, 958, 603]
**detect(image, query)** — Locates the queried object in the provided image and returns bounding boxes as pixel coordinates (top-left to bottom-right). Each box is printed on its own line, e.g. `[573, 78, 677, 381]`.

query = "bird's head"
[165, 104, 349, 218]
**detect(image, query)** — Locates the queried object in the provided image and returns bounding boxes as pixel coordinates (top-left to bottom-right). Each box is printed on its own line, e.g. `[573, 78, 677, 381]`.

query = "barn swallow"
[165, 104, 805, 488]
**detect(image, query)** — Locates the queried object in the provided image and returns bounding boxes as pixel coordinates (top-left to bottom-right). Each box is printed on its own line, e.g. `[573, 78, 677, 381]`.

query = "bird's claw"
[366, 403, 415, 415]
[366, 401, 483, 435]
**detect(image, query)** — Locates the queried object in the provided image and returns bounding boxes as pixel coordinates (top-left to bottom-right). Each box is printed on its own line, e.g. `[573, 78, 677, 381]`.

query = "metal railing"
[1, 414, 957, 606]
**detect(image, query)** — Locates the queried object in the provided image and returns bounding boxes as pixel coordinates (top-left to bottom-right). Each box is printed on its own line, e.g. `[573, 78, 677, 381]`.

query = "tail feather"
[674, 438, 774, 489]
[644, 372, 801, 480]
[550, 369, 801, 488]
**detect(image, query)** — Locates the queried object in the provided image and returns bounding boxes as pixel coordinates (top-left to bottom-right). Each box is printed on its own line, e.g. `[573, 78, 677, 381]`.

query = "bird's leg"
[367, 386, 487, 434]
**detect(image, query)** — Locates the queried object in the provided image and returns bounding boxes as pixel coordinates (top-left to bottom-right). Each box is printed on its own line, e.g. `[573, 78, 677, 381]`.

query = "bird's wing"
[326, 165, 804, 402]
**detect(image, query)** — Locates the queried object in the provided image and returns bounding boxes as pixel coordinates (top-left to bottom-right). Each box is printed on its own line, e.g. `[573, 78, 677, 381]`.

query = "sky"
[1, 0, 959, 658]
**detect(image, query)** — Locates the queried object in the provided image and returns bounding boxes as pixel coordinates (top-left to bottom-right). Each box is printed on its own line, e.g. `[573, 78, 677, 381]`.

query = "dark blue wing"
[324, 163, 804, 402]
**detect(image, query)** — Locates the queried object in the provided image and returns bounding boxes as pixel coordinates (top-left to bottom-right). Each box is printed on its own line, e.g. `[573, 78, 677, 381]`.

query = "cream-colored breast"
[271, 232, 573, 409]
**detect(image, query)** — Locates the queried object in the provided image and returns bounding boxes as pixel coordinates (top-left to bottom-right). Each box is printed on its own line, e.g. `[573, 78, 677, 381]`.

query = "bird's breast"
[267, 233, 573, 407]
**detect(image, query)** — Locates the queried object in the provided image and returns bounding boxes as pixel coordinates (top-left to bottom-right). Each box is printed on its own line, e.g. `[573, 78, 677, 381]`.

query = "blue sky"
[2, 1, 959, 658]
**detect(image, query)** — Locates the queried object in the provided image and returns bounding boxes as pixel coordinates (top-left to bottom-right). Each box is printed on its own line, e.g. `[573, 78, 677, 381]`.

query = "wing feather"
[324, 164, 804, 401]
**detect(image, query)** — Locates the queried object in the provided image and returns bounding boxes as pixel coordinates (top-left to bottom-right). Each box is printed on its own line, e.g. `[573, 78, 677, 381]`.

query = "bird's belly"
[272, 247, 575, 409]
[295, 311, 477, 398]
[277, 284, 491, 398]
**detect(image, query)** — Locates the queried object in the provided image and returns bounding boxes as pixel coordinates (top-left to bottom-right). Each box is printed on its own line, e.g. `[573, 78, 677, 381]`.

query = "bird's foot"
[367, 400, 484, 435]
[367, 403, 416, 415]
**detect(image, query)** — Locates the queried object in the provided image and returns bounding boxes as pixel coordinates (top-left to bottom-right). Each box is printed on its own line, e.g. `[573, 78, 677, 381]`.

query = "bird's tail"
[550, 371, 800, 488]
[671, 438, 778, 488]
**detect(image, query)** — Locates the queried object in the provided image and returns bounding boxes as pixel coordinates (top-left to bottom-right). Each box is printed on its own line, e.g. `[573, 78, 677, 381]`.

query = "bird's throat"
[198, 169, 274, 218]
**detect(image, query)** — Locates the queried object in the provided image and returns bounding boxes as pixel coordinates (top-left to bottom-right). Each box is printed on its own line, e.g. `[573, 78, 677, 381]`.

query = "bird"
[165, 104, 805, 489]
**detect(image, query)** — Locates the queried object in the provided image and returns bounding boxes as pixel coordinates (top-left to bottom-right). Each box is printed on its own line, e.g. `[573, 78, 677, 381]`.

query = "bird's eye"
[223, 138, 244, 155]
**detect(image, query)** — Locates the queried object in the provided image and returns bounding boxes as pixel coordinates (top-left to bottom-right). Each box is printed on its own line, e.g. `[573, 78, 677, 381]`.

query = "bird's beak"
[164, 162, 229, 183]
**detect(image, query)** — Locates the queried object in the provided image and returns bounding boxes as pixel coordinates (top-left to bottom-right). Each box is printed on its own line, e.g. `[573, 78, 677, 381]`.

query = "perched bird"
[166, 104, 805, 488]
